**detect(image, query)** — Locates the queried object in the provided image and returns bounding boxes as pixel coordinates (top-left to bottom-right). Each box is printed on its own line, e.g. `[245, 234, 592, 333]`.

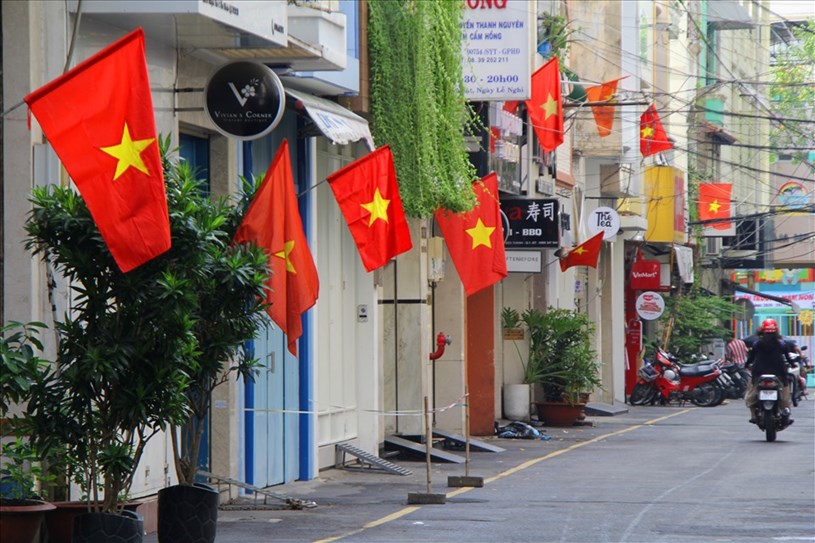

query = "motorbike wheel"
[629, 383, 655, 406]
[791, 378, 799, 407]
[691, 383, 723, 407]
[765, 421, 777, 442]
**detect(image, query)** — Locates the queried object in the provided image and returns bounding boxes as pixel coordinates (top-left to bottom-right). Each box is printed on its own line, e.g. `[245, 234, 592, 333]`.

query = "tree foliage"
[368, 0, 478, 217]
[648, 290, 740, 359]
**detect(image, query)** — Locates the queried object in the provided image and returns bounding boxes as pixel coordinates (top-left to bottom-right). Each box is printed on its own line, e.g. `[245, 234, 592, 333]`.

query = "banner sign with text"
[461, 0, 534, 100]
[630, 259, 661, 290]
[500, 198, 559, 248]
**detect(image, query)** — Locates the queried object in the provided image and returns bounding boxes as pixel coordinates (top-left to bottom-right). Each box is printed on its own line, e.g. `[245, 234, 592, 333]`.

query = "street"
[147, 399, 815, 543]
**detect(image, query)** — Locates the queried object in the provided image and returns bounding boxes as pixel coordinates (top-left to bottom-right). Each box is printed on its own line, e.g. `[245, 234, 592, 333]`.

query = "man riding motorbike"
[744, 318, 793, 427]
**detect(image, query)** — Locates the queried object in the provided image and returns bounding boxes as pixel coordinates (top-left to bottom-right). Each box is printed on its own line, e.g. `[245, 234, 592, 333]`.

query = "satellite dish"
[734, 298, 755, 321]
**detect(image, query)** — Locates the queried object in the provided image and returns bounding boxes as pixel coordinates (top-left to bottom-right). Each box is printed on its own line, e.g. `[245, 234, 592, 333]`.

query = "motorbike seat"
[678, 364, 716, 376]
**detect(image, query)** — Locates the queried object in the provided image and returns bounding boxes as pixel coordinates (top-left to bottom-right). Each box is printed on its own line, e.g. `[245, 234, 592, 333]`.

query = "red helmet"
[761, 318, 778, 334]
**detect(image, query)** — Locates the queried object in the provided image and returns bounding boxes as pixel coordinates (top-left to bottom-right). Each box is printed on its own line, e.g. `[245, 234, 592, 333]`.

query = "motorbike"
[754, 373, 791, 442]
[718, 358, 751, 400]
[629, 348, 724, 407]
[788, 345, 808, 407]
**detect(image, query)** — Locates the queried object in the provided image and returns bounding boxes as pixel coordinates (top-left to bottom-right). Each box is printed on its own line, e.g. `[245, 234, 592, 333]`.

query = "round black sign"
[205, 61, 285, 140]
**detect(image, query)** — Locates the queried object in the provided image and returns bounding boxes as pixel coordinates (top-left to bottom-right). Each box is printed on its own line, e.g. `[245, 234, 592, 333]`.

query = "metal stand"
[407, 396, 446, 504]
[448, 377, 484, 488]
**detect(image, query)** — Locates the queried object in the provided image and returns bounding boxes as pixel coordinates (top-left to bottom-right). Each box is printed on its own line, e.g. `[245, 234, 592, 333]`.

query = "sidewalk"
[143, 405, 649, 543]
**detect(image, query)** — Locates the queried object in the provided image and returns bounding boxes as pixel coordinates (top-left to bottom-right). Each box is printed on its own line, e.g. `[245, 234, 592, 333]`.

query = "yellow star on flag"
[361, 188, 391, 226]
[708, 199, 721, 214]
[572, 246, 587, 256]
[274, 240, 297, 274]
[541, 93, 559, 120]
[99, 123, 155, 180]
[641, 126, 654, 138]
[466, 218, 495, 249]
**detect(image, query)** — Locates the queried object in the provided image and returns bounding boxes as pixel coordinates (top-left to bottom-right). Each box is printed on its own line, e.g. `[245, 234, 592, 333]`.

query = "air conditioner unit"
[704, 237, 721, 256]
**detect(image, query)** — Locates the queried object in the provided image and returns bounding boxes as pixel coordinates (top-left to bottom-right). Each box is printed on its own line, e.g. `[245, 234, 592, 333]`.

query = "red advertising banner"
[631, 259, 661, 290]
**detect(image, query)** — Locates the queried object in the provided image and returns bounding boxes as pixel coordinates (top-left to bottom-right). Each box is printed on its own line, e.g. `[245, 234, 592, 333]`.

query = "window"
[179, 133, 211, 196]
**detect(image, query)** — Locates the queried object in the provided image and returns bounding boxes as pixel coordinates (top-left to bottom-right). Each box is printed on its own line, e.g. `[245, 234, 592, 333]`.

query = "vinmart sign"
[461, 0, 534, 101]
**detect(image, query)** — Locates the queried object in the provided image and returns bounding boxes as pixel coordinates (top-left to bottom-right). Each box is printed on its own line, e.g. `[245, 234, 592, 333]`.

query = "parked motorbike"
[753, 373, 791, 442]
[718, 358, 751, 400]
[629, 349, 724, 407]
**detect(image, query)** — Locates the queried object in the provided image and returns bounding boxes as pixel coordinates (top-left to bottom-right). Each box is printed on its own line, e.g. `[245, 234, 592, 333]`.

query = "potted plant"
[23, 139, 270, 543]
[20, 136, 267, 542]
[0, 438, 57, 543]
[157, 152, 269, 543]
[501, 308, 546, 421]
[0, 321, 56, 543]
[537, 12, 574, 60]
[525, 308, 602, 426]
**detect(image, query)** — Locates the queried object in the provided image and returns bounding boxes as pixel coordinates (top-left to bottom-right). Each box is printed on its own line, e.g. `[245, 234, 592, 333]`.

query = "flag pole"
[296, 177, 329, 198]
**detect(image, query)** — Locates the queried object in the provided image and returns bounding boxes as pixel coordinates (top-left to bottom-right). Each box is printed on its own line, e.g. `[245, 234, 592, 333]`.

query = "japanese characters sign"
[499, 198, 559, 248]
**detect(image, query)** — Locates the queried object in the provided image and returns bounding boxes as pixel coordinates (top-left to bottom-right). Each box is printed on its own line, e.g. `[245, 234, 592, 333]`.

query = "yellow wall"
[644, 166, 686, 244]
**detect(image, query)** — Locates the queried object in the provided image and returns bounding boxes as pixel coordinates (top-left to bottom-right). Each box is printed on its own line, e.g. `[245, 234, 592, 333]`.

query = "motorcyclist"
[744, 318, 793, 427]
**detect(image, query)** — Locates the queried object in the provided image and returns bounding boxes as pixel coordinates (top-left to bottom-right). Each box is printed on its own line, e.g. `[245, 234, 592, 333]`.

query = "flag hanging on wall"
[525, 56, 563, 152]
[559, 231, 604, 272]
[585, 77, 625, 137]
[698, 183, 733, 231]
[434, 173, 507, 296]
[24, 28, 170, 273]
[233, 139, 319, 356]
[640, 104, 673, 157]
[326, 145, 413, 272]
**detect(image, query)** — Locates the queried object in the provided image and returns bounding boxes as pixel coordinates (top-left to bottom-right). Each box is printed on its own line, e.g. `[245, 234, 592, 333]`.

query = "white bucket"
[502, 383, 531, 421]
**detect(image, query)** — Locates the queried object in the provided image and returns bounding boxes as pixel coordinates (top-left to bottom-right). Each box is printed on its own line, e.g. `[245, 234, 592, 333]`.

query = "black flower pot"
[157, 483, 218, 543]
[72, 509, 143, 543]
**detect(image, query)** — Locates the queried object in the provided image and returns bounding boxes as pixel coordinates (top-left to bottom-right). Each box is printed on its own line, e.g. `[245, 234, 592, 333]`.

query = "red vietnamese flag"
[326, 145, 412, 272]
[640, 104, 673, 156]
[585, 77, 625, 137]
[525, 57, 563, 152]
[434, 173, 507, 296]
[24, 28, 170, 273]
[559, 232, 604, 272]
[233, 140, 319, 356]
[698, 183, 733, 231]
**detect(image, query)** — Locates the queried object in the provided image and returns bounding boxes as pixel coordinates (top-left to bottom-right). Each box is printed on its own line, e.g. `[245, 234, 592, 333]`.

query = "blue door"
[241, 125, 304, 488]
[244, 317, 300, 487]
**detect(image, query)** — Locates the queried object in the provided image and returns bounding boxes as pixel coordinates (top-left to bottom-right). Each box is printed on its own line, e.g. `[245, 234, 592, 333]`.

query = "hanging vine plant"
[368, 0, 477, 218]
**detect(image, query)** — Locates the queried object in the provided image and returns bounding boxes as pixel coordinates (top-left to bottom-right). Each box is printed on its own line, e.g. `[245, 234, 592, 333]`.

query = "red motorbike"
[629, 348, 724, 407]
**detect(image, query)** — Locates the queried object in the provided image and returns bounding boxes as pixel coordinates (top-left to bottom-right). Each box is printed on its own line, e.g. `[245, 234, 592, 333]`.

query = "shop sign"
[500, 198, 559, 248]
[626, 318, 642, 350]
[461, 0, 534, 100]
[630, 259, 661, 290]
[636, 291, 665, 321]
[205, 61, 285, 140]
[588, 206, 620, 240]
[505, 250, 542, 273]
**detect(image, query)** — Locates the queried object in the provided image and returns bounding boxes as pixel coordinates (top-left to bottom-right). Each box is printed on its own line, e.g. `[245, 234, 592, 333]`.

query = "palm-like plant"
[22, 137, 270, 510]
[522, 307, 600, 404]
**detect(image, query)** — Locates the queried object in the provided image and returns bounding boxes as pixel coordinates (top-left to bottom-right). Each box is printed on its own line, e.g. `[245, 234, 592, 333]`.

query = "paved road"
[145, 398, 815, 543]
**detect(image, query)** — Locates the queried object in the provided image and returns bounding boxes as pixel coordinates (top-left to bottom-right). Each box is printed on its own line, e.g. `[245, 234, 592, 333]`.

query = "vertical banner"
[461, 0, 535, 101]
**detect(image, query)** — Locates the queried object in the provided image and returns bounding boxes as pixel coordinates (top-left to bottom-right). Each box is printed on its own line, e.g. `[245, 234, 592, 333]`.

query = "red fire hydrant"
[429, 332, 452, 360]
